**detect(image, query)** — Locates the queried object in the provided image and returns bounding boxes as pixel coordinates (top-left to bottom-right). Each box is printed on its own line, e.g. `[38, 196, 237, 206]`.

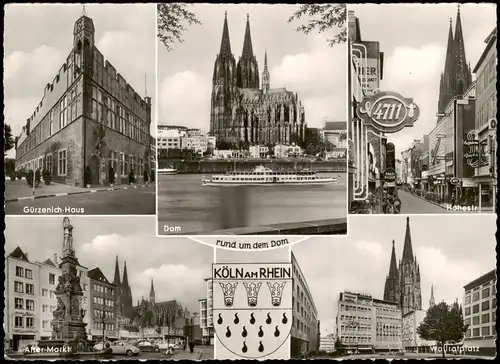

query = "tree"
[417, 301, 468, 358]
[157, 3, 202, 52]
[4, 123, 14, 153]
[288, 4, 346, 47]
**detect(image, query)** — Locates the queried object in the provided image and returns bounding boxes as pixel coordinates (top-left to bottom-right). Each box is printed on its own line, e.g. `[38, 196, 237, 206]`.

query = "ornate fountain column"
[40, 217, 88, 354]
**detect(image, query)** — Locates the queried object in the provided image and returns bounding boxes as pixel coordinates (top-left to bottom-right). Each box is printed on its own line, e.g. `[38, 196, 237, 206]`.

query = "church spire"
[149, 278, 155, 305]
[401, 217, 414, 262]
[219, 11, 232, 56]
[453, 3, 470, 94]
[122, 261, 129, 287]
[241, 14, 254, 58]
[113, 255, 121, 286]
[429, 284, 435, 307]
[388, 240, 398, 278]
[262, 48, 270, 93]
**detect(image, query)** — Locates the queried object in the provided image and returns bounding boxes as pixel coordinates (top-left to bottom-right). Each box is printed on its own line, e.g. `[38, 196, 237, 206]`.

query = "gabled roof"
[8, 247, 30, 262]
[41, 258, 56, 267]
[88, 267, 112, 284]
[473, 27, 497, 73]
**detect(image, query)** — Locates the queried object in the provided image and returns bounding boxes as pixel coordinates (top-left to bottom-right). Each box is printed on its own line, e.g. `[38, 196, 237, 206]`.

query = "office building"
[88, 268, 118, 341]
[463, 269, 496, 356]
[319, 333, 336, 353]
[291, 252, 319, 357]
[336, 290, 402, 353]
[199, 278, 214, 345]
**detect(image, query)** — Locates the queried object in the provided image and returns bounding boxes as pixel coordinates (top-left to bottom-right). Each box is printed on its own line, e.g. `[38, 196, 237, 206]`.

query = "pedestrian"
[189, 341, 195, 354]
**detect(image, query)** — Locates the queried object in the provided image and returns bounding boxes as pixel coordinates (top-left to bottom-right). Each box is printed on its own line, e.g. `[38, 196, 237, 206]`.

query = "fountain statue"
[37, 217, 90, 356]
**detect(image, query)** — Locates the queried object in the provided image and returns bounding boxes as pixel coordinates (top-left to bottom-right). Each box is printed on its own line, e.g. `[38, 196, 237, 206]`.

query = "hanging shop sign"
[383, 168, 396, 183]
[356, 91, 420, 133]
[463, 131, 488, 168]
[449, 177, 461, 186]
[489, 118, 497, 130]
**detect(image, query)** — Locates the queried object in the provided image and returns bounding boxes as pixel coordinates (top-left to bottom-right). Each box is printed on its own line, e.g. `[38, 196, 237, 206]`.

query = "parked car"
[132, 340, 160, 353]
[93, 341, 140, 356]
[155, 340, 180, 351]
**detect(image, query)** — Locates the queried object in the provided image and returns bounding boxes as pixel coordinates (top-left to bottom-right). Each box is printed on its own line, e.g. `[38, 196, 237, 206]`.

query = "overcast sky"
[349, 3, 497, 157]
[158, 3, 346, 131]
[3, 3, 156, 159]
[4, 217, 212, 314]
[293, 215, 497, 336]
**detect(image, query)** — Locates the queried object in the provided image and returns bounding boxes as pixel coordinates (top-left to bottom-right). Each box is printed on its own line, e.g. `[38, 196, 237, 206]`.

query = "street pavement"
[5, 185, 156, 215]
[326, 353, 494, 360]
[113, 346, 213, 360]
[399, 190, 464, 214]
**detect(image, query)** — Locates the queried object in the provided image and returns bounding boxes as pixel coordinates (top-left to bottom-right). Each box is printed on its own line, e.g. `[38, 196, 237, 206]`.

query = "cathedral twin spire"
[438, 5, 472, 116]
[216, 11, 267, 90]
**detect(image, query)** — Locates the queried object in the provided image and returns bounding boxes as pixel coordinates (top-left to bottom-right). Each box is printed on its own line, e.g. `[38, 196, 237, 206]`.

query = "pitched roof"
[42, 258, 56, 267]
[8, 247, 30, 262]
[88, 267, 112, 284]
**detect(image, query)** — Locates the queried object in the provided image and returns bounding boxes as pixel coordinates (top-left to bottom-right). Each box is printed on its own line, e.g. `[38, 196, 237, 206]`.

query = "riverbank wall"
[158, 159, 347, 173]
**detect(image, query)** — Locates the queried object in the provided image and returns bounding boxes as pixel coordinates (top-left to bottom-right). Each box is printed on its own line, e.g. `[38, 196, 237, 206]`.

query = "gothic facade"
[437, 6, 473, 118]
[383, 217, 422, 315]
[210, 13, 307, 146]
[113, 256, 134, 319]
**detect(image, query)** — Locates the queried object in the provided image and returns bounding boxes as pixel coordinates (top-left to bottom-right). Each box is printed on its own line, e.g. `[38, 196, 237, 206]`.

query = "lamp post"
[101, 309, 106, 345]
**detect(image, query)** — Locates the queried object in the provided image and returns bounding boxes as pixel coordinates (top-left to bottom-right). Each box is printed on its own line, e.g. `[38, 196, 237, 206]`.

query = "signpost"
[356, 91, 420, 134]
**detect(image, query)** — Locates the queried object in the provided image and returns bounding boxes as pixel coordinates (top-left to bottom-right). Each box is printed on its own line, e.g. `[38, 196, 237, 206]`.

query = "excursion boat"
[158, 166, 177, 175]
[202, 165, 337, 186]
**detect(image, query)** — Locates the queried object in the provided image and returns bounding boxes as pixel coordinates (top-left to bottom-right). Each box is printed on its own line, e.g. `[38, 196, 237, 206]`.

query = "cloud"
[354, 240, 385, 260]
[131, 264, 208, 309]
[96, 30, 155, 98]
[159, 34, 346, 130]
[3, 45, 67, 99]
[273, 37, 346, 126]
[416, 246, 486, 305]
[81, 234, 122, 253]
[159, 71, 211, 128]
[384, 44, 444, 89]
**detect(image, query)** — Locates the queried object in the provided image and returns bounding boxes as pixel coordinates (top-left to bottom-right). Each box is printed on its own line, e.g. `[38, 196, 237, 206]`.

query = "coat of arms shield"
[213, 263, 293, 359]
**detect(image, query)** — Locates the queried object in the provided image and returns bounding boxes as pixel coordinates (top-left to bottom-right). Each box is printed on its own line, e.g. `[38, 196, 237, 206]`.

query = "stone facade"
[15, 10, 152, 187]
[210, 13, 306, 146]
[383, 217, 422, 316]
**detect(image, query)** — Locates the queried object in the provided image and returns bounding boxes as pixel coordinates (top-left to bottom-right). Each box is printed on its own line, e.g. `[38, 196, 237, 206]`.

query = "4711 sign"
[356, 91, 420, 133]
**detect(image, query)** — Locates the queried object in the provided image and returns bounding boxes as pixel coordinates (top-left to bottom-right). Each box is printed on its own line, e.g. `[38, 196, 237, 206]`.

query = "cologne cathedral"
[383, 217, 422, 315]
[210, 13, 307, 145]
[437, 5, 472, 120]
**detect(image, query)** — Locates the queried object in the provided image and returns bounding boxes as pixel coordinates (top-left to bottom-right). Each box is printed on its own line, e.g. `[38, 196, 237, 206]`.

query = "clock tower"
[73, 6, 95, 78]
[73, 6, 95, 49]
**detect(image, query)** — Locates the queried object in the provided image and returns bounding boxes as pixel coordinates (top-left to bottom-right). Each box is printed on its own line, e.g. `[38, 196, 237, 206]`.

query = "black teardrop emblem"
[266, 312, 272, 324]
[274, 326, 280, 337]
[242, 341, 248, 353]
[282, 313, 288, 324]
[241, 326, 247, 338]
[233, 313, 239, 324]
[217, 313, 223, 325]
[258, 341, 264, 353]
[250, 313, 256, 324]
[225, 326, 231, 338]
[258, 326, 264, 337]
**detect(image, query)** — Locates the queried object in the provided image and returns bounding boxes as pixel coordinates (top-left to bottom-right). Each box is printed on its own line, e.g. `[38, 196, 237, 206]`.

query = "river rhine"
[158, 172, 347, 235]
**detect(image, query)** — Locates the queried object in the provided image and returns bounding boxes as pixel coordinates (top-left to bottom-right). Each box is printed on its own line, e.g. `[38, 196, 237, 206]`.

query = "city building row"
[4, 246, 195, 352]
[13, 9, 154, 187]
[347, 7, 497, 212]
[334, 217, 496, 355]
[398, 26, 497, 210]
[157, 121, 347, 160]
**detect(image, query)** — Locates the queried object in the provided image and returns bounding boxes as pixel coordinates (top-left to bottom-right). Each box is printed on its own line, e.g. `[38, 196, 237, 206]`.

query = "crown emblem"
[219, 282, 238, 307]
[242, 282, 262, 307]
[267, 281, 287, 307]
